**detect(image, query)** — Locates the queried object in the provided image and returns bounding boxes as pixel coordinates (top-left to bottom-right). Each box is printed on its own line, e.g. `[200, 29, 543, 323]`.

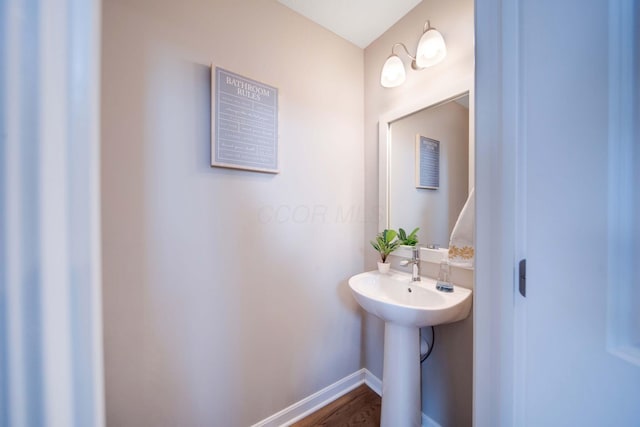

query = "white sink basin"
[348, 270, 472, 327]
[348, 269, 473, 426]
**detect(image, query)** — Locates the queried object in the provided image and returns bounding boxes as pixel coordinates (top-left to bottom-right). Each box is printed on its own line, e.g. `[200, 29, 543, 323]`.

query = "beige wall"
[102, 0, 475, 424]
[101, 0, 364, 425]
[364, 0, 474, 425]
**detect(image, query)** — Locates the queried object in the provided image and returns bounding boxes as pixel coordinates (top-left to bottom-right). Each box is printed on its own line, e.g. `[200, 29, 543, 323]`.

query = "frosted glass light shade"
[415, 29, 447, 68]
[380, 55, 406, 88]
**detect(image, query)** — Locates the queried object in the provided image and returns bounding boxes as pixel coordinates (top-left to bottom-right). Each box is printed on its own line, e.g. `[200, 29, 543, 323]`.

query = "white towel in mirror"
[448, 188, 475, 269]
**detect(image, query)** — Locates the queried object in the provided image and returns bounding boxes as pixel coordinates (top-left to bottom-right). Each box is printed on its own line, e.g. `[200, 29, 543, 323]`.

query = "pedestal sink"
[348, 270, 472, 427]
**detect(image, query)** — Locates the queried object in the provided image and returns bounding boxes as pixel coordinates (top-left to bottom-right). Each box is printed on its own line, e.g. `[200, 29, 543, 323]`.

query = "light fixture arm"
[390, 42, 416, 62]
[423, 20, 434, 32]
[390, 42, 424, 71]
[388, 20, 439, 61]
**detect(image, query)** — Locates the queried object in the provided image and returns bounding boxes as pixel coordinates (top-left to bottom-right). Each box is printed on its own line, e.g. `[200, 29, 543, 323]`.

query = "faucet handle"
[399, 259, 410, 266]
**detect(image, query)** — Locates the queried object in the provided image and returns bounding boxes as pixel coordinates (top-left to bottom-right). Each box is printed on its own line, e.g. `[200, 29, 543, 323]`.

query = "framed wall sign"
[211, 65, 279, 173]
[415, 135, 440, 189]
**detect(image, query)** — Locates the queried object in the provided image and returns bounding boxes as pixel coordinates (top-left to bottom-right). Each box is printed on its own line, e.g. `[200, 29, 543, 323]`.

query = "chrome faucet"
[399, 246, 421, 281]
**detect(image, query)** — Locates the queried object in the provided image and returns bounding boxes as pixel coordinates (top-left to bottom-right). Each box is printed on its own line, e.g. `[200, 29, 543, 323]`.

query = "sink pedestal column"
[381, 322, 421, 427]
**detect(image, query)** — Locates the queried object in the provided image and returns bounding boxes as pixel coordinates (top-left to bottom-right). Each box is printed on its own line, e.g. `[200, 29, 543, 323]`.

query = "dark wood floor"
[291, 384, 381, 426]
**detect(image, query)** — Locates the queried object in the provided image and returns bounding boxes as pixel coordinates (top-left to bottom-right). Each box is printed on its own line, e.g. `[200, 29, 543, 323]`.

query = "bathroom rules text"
[212, 67, 279, 173]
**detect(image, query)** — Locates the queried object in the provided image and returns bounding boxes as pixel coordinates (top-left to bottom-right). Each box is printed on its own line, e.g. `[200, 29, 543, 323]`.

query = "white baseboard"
[251, 369, 371, 427]
[251, 368, 441, 427]
[364, 369, 382, 396]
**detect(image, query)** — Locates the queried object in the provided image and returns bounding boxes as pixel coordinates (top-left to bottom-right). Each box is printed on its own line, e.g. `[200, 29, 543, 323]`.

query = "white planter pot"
[377, 261, 391, 274]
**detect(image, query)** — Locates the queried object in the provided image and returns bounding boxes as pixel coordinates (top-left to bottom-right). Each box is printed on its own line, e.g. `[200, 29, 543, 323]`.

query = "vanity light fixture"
[380, 20, 447, 88]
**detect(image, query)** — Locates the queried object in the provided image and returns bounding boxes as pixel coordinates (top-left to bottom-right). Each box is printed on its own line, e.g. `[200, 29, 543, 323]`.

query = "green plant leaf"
[397, 226, 420, 246]
[371, 229, 400, 262]
[408, 227, 419, 238]
[384, 229, 397, 243]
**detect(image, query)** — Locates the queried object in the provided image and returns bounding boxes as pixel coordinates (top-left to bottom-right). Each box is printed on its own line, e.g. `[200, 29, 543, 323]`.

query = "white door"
[1, 1, 104, 425]
[514, 0, 640, 425]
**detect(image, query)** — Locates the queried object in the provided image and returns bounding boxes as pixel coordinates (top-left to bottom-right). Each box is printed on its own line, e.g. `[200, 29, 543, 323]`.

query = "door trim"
[474, 0, 522, 424]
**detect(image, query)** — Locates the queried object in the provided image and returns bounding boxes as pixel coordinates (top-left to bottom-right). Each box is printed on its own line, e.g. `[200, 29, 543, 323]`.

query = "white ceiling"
[277, 0, 423, 49]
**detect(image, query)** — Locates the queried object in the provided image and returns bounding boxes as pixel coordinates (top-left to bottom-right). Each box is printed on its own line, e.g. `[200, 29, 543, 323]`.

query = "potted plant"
[370, 229, 401, 273]
[398, 227, 420, 247]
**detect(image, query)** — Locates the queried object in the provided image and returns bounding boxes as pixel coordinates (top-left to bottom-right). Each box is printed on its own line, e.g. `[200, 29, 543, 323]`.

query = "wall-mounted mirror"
[379, 83, 474, 252]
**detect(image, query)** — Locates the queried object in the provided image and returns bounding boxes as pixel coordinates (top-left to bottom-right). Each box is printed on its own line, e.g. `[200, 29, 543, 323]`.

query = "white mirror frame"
[379, 74, 474, 262]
